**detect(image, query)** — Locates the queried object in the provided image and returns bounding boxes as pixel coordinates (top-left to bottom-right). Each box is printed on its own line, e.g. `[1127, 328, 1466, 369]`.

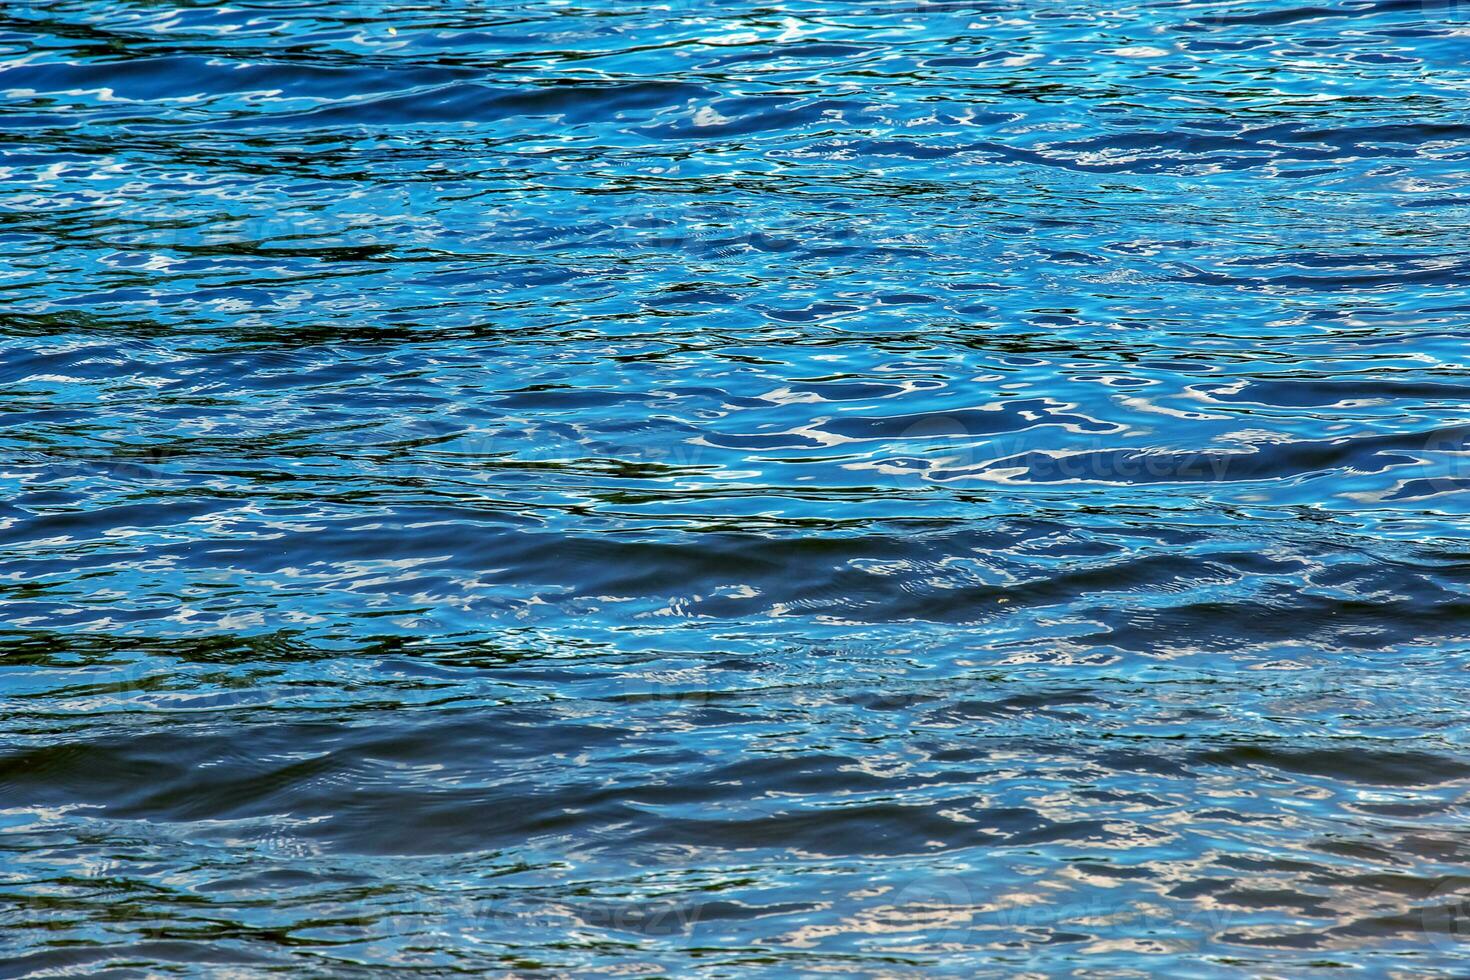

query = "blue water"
[4, 0, 1470, 974]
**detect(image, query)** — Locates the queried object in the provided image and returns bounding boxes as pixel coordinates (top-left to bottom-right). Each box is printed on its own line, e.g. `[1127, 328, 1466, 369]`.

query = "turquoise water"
[4, 0, 1470, 974]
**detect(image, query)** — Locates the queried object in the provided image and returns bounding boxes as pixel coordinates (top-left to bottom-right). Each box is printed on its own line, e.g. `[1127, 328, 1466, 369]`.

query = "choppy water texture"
[4, 0, 1470, 975]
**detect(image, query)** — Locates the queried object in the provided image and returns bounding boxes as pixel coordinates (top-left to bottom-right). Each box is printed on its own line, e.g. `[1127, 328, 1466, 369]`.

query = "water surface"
[4, 0, 1470, 974]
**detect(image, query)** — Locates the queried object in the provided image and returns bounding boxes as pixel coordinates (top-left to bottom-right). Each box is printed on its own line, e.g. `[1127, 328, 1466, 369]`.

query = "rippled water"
[4, 0, 1470, 974]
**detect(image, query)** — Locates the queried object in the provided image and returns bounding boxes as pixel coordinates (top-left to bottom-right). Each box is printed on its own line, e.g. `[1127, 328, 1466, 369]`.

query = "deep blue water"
[4, 0, 1470, 974]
